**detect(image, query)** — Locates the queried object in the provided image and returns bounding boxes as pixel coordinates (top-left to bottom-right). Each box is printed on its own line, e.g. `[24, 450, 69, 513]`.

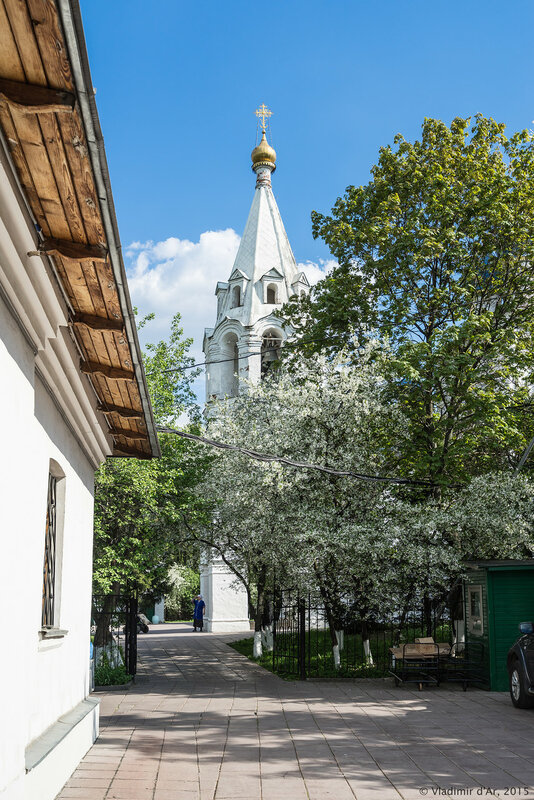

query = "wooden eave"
[0, 0, 159, 459]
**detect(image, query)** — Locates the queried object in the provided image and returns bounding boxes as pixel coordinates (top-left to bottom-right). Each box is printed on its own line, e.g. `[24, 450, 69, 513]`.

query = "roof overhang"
[0, 0, 160, 459]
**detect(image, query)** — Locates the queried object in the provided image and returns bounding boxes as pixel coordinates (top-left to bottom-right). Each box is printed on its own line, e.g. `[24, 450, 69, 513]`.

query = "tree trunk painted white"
[363, 638, 374, 665]
[333, 643, 341, 669]
[253, 630, 263, 658]
[335, 630, 344, 651]
[94, 641, 123, 669]
[261, 625, 274, 652]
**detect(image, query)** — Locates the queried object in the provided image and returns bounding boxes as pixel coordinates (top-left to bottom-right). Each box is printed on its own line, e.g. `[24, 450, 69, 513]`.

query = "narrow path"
[57, 624, 534, 800]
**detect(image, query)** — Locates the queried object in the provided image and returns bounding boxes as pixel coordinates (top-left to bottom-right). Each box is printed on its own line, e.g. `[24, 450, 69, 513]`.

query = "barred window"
[42, 473, 57, 628]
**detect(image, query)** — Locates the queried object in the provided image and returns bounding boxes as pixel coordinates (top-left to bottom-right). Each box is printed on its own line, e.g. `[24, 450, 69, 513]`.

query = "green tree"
[92, 314, 209, 643]
[283, 116, 534, 489]
[191, 346, 534, 664]
[164, 565, 201, 621]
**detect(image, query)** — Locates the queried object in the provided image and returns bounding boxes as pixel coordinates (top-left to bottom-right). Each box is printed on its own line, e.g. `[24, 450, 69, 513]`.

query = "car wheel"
[509, 661, 534, 709]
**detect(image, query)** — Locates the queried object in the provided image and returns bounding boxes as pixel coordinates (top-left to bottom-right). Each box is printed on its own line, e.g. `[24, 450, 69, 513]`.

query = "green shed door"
[489, 570, 534, 691]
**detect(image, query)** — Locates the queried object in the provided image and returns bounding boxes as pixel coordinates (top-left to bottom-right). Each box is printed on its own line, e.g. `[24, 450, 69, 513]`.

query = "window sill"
[38, 628, 68, 650]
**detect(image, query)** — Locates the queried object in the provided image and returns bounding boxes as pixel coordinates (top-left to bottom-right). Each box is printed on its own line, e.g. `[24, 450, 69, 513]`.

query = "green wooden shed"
[464, 560, 534, 691]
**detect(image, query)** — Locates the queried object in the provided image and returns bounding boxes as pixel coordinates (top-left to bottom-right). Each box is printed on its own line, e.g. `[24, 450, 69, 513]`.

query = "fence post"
[125, 596, 138, 676]
[298, 596, 306, 681]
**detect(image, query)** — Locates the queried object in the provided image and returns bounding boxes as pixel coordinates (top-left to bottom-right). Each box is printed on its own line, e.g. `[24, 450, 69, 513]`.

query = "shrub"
[164, 565, 200, 620]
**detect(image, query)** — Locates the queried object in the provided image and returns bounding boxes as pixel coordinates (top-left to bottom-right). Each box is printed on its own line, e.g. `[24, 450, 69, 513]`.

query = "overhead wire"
[156, 425, 453, 488]
[145, 335, 334, 376]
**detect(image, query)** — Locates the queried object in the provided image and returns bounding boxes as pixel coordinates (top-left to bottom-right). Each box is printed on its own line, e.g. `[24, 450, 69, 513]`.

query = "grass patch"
[94, 662, 133, 686]
[229, 625, 452, 680]
[228, 637, 289, 677]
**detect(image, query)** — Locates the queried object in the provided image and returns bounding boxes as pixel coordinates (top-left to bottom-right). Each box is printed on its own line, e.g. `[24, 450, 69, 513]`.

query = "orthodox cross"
[255, 103, 272, 133]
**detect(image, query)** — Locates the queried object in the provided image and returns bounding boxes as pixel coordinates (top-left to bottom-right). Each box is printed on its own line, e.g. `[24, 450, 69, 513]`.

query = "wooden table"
[389, 643, 448, 689]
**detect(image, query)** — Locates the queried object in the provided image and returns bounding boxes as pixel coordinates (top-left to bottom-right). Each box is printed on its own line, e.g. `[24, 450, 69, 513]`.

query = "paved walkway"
[57, 624, 534, 800]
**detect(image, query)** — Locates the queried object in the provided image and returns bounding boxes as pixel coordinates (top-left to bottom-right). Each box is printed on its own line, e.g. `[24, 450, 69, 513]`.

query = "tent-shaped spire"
[203, 109, 310, 398]
[212, 126, 302, 329]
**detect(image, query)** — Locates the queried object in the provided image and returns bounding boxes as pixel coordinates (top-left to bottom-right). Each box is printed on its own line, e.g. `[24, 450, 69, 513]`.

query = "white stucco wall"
[200, 556, 249, 633]
[0, 147, 110, 799]
[0, 294, 99, 798]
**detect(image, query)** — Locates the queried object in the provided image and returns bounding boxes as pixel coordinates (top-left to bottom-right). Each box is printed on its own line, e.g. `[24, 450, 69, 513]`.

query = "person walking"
[193, 594, 205, 632]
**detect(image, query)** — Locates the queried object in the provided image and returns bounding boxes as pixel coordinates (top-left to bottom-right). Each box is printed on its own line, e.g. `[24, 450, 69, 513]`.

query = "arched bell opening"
[261, 328, 283, 378]
[220, 332, 240, 397]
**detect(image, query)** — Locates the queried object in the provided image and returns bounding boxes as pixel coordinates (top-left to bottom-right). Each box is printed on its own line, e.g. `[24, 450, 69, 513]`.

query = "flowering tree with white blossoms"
[187, 341, 534, 666]
[196, 342, 451, 661]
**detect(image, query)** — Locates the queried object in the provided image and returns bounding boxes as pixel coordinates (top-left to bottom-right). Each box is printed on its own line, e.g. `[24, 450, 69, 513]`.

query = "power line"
[146, 350, 261, 376]
[156, 425, 452, 488]
[145, 336, 333, 376]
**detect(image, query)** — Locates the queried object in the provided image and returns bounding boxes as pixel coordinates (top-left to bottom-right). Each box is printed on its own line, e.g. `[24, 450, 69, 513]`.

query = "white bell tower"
[201, 107, 310, 632]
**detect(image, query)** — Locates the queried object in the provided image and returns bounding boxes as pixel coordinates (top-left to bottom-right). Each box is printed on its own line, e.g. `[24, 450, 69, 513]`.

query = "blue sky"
[80, 0, 534, 394]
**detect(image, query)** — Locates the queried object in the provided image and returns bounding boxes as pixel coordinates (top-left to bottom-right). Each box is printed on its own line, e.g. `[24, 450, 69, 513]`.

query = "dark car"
[507, 622, 534, 708]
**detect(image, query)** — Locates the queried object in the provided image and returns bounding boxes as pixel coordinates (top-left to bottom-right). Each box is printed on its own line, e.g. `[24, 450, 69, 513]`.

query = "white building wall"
[0, 138, 112, 797]
[0, 293, 99, 799]
[200, 555, 249, 633]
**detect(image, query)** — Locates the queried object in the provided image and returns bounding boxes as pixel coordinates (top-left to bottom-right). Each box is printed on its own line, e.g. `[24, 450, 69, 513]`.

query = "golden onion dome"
[251, 131, 276, 169]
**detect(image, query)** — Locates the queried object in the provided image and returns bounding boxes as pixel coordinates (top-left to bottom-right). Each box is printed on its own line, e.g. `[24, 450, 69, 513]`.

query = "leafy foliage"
[164, 565, 200, 620]
[93, 313, 209, 597]
[282, 116, 534, 487]
[94, 651, 132, 687]
[194, 346, 534, 656]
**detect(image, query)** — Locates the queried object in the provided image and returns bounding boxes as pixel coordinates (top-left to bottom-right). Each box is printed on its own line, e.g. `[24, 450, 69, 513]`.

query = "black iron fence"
[269, 587, 456, 680]
[91, 594, 138, 676]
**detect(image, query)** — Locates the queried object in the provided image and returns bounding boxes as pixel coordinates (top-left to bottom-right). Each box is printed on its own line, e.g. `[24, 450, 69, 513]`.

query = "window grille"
[42, 474, 57, 628]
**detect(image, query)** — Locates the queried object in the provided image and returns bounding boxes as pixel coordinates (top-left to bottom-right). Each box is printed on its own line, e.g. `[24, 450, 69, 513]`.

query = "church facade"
[201, 113, 309, 631]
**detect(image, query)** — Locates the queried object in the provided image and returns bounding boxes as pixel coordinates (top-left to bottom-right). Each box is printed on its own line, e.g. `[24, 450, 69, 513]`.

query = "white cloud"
[124, 231, 334, 403]
[296, 258, 336, 285]
[125, 228, 240, 353]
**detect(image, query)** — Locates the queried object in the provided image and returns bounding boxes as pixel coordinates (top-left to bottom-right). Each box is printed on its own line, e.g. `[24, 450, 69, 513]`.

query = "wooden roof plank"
[3, 0, 47, 85]
[0, 1, 27, 82]
[94, 376, 118, 410]
[107, 331, 134, 376]
[75, 260, 108, 318]
[112, 427, 148, 441]
[37, 114, 87, 243]
[125, 381, 143, 413]
[56, 113, 105, 243]
[76, 322, 101, 361]
[113, 445, 151, 460]
[80, 361, 135, 381]
[100, 326, 129, 371]
[54, 114, 126, 322]
[96, 402, 143, 420]
[54, 254, 96, 314]
[10, 108, 72, 238]
[98, 375, 129, 409]
[91, 329, 116, 369]
[116, 373, 137, 410]
[92, 257, 124, 322]
[0, 105, 49, 232]
[72, 312, 123, 332]
[110, 328, 135, 373]
[26, 0, 74, 92]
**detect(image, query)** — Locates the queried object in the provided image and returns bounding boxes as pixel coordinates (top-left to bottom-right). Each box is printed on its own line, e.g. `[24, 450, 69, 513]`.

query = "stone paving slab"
[56, 624, 534, 800]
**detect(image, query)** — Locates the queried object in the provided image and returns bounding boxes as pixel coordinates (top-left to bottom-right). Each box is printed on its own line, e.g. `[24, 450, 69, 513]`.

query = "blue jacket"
[193, 599, 205, 619]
